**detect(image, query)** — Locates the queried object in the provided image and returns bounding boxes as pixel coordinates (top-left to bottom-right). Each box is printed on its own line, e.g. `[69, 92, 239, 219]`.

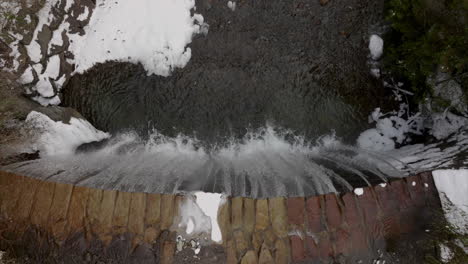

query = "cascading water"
[3, 123, 405, 198]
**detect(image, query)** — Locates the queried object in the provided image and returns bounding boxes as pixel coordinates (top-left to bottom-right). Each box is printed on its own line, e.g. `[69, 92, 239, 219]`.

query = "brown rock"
[30, 181, 55, 228]
[243, 198, 255, 235]
[85, 188, 103, 238]
[48, 182, 73, 241]
[324, 193, 342, 230]
[0, 173, 24, 219]
[234, 230, 248, 257]
[231, 197, 243, 230]
[319, 0, 329, 6]
[145, 193, 161, 226]
[226, 239, 238, 264]
[97, 189, 117, 245]
[287, 197, 305, 229]
[160, 194, 175, 230]
[275, 238, 290, 264]
[255, 199, 269, 231]
[241, 250, 258, 264]
[252, 232, 263, 254]
[263, 228, 276, 248]
[290, 235, 305, 262]
[14, 177, 40, 226]
[269, 197, 288, 238]
[112, 191, 132, 234]
[341, 192, 361, 228]
[128, 193, 146, 238]
[67, 186, 89, 234]
[306, 196, 324, 233]
[218, 198, 231, 244]
[161, 240, 175, 264]
[258, 243, 274, 264]
[144, 227, 160, 244]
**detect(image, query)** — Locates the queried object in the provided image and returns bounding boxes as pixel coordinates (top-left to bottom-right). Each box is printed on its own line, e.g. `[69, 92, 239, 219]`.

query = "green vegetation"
[384, 0, 468, 102]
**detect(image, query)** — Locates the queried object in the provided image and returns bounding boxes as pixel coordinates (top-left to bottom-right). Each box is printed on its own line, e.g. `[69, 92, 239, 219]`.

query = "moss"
[384, 0, 468, 102]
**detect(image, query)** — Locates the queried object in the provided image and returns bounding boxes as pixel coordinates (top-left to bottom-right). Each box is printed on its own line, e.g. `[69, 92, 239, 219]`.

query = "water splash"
[3, 125, 405, 198]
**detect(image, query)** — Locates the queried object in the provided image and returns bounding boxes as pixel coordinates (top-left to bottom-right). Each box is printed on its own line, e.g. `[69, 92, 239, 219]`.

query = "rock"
[226, 239, 238, 264]
[85, 188, 103, 239]
[287, 197, 305, 229]
[231, 197, 243, 230]
[112, 191, 132, 234]
[49, 182, 73, 242]
[233, 230, 248, 257]
[30, 180, 55, 228]
[67, 186, 90, 234]
[144, 227, 160, 244]
[161, 240, 175, 264]
[258, 244, 274, 264]
[269, 197, 288, 238]
[255, 199, 269, 231]
[218, 197, 231, 244]
[145, 193, 161, 226]
[275, 238, 290, 264]
[128, 193, 146, 238]
[160, 194, 175, 230]
[96, 189, 117, 245]
[241, 250, 258, 264]
[319, 0, 330, 6]
[243, 198, 255, 235]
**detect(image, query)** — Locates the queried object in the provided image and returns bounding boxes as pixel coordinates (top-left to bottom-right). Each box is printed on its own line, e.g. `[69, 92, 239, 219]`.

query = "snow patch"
[227, 1, 236, 11]
[25, 111, 110, 156]
[179, 192, 225, 243]
[369, 34, 383, 60]
[71, 0, 205, 76]
[354, 188, 364, 196]
[433, 169, 468, 234]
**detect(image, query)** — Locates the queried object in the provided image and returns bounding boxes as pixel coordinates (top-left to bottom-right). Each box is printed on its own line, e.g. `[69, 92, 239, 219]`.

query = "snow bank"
[178, 192, 225, 243]
[21, 0, 206, 105]
[26, 111, 110, 156]
[71, 0, 205, 76]
[433, 169, 468, 234]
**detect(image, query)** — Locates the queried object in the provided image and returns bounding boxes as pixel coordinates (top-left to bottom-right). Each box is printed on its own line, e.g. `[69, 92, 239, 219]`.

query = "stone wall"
[0, 171, 440, 263]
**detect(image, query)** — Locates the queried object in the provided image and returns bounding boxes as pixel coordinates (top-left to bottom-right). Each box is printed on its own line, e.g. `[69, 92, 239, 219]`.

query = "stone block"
[275, 238, 290, 264]
[231, 197, 243, 230]
[324, 193, 342, 230]
[49, 182, 73, 241]
[290, 235, 305, 262]
[306, 196, 324, 233]
[145, 193, 161, 226]
[67, 186, 89, 234]
[160, 194, 175, 231]
[241, 250, 258, 264]
[255, 199, 269, 231]
[112, 191, 132, 234]
[269, 197, 288, 238]
[287, 197, 305, 229]
[244, 197, 255, 235]
[258, 243, 274, 264]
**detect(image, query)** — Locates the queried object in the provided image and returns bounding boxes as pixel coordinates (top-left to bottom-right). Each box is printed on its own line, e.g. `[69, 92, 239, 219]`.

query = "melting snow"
[25, 111, 110, 156]
[433, 169, 468, 234]
[179, 192, 225, 243]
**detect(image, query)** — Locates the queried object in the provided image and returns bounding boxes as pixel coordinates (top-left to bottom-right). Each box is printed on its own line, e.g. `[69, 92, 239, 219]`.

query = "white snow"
[369, 34, 383, 60]
[20, 0, 206, 105]
[433, 169, 468, 234]
[70, 0, 205, 77]
[25, 111, 110, 156]
[354, 188, 364, 196]
[227, 1, 236, 11]
[178, 192, 225, 243]
[431, 112, 468, 140]
[77, 6, 89, 21]
[439, 243, 454, 263]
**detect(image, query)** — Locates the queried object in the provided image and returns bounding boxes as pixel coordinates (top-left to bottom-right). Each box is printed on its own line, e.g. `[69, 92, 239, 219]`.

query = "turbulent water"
[3, 126, 408, 197]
